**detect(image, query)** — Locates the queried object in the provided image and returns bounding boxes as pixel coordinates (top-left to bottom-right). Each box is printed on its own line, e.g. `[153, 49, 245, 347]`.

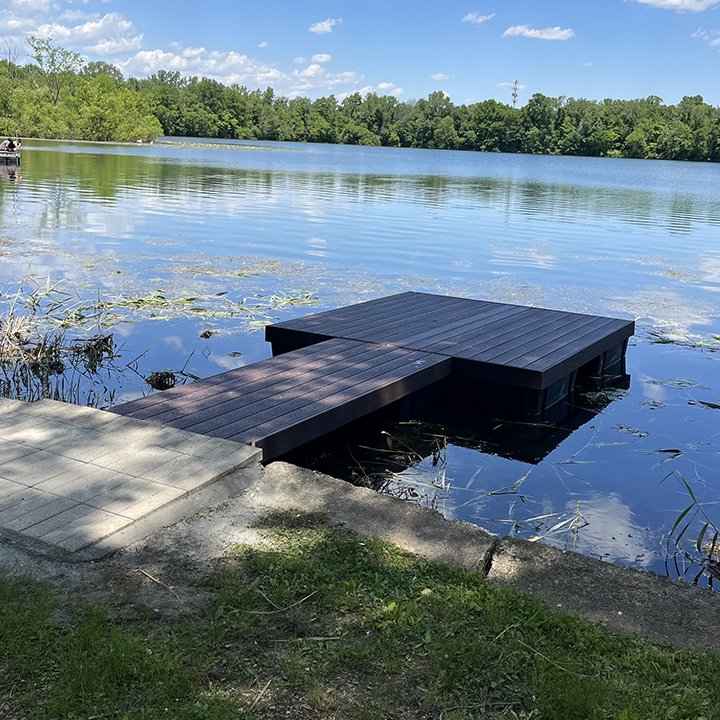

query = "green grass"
[2, 513, 720, 719]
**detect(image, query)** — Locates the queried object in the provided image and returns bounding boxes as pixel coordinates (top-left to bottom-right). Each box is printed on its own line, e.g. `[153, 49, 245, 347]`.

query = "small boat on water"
[0, 151, 20, 166]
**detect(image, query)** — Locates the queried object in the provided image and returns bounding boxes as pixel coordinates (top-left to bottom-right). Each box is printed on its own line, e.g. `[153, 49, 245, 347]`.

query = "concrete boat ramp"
[0, 397, 260, 558]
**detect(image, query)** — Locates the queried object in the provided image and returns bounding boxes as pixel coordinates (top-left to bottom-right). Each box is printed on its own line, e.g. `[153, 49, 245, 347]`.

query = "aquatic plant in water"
[0, 276, 321, 405]
[0, 278, 122, 406]
[663, 469, 720, 587]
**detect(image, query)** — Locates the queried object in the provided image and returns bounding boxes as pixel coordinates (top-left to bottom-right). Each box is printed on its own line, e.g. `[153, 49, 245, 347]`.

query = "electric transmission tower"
[511, 79, 520, 108]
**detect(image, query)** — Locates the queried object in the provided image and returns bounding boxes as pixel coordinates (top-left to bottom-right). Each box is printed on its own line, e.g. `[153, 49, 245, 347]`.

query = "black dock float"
[113, 292, 634, 461]
[0, 152, 20, 166]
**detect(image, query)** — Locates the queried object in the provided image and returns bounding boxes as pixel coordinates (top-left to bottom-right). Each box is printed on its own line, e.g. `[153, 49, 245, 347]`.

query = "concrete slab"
[486, 536, 720, 649]
[0, 477, 28, 500]
[0, 439, 41, 463]
[35, 466, 134, 503]
[2, 494, 78, 532]
[0, 399, 262, 557]
[258, 462, 498, 572]
[0, 449, 86, 487]
[0, 398, 24, 415]
[83, 478, 185, 519]
[26, 504, 134, 552]
[74, 461, 264, 561]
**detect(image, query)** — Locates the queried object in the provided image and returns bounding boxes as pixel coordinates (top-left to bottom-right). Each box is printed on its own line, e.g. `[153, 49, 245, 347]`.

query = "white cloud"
[309, 18, 342, 34]
[348, 82, 403, 98]
[11, 0, 52, 11]
[462, 12, 495, 24]
[182, 46, 205, 58]
[120, 47, 364, 95]
[630, 0, 719, 11]
[311, 53, 332, 63]
[502, 24, 575, 40]
[58, 10, 98, 22]
[88, 35, 143, 55]
[692, 27, 720, 47]
[35, 12, 144, 56]
[298, 63, 323, 78]
[430, 73, 451, 80]
[583, 61, 593, 66]
[293, 56, 306, 64]
[258, 41, 268, 48]
[497, 81, 527, 88]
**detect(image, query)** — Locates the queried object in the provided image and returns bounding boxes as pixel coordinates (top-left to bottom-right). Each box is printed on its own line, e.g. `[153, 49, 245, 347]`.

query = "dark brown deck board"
[266, 292, 467, 338]
[115, 339, 364, 419]
[478, 315, 610, 366]
[230, 353, 450, 457]
[267, 293, 634, 389]
[123, 340, 386, 423]
[445, 309, 578, 360]
[410, 306, 540, 355]
[220, 351, 448, 442]
[502, 317, 617, 368]
[114, 337, 450, 460]
[452, 315, 591, 369]
[270, 293, 472, 346]
[163, 344, 431, 434]
[113, 291, 634, 461]
[392, 303, 532, 350]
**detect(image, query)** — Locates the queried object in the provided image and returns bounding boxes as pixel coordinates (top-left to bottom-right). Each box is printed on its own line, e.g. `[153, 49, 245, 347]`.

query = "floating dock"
[112, 292, 634, 462]
[0, 152, 20, 166]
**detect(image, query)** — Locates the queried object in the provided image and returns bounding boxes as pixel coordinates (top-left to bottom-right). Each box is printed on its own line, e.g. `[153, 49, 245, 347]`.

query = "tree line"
[2, 38, 720, 161]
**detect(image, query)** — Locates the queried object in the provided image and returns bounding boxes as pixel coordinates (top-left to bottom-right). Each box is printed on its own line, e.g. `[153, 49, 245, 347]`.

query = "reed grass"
[0, 280, 119, 406]
[0, 276, 319, 405]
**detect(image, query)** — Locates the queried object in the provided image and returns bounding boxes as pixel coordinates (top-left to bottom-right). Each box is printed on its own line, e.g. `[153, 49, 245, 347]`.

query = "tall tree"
[1, 40, 19, 116]
[26, 36, 84, 106]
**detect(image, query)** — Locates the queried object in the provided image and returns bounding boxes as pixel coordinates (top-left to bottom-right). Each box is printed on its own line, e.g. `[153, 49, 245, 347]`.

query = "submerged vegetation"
[0, 276, 318, 405]
[2, 38, 720, 159]
[2, 514, 720, 719]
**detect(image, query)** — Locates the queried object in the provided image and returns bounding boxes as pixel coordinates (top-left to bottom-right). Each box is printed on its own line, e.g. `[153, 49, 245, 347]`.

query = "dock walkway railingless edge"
[112, 292, 635, 462]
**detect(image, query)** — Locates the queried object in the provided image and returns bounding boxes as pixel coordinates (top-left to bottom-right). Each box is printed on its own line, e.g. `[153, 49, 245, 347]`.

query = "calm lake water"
[2, 138, 719, 581]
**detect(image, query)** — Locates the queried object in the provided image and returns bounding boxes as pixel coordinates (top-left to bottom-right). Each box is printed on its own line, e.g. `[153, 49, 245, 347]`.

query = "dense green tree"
[2, 40, 720, 161]
[80, 62, 124, 84]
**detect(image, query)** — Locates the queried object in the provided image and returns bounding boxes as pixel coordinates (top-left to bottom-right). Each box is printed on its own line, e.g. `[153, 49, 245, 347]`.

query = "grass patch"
[2, 516, 720, 719]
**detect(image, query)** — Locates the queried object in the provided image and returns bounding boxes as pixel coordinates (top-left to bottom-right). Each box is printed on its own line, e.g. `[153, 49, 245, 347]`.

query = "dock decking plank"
[179, 346, 446, 439]
[114, 291, 635, 462]
[225, 354, 451, 457]
[449, 314, 593, 374]
[341, 298, 487, 344]
[114, 339, 364, 419]
[267, 293, 472, 347]
[389, 303, 529, 350]
[148, 342, 424, 431]
[408, 306, 539, 355]
[499, 317, 618, 369]
[524, 322, 633, 382]
[476, 315, 611, 366]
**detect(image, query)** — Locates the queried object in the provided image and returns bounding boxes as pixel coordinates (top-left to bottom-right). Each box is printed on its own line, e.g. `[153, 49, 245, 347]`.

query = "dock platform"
[0, 152, 20, 165]
[113, 293, 634, 462]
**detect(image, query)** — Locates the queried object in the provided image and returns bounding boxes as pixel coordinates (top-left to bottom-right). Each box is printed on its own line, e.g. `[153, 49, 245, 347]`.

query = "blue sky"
[1, 0, 719, 105]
